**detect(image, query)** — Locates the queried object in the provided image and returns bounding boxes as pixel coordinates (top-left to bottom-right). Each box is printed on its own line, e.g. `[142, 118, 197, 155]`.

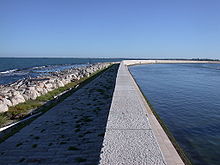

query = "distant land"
[0, 57, 219, 61]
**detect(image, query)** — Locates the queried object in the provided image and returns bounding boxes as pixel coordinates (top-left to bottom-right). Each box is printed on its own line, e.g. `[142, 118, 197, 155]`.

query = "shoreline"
[0, 63, 114, 129]
[0, 64, 117, 143]
[0, 64, 119, 164]
[0, 62, 111, 113]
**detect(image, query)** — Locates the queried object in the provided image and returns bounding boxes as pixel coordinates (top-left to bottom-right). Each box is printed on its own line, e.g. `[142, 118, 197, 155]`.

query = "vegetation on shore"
[5, 82, 78, 120]
[0, 82, 77, 126]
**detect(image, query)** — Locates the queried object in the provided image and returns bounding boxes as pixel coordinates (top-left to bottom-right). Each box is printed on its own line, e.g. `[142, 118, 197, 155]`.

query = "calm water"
[0, 58, 123, 85]
[129, 64, 220, 165]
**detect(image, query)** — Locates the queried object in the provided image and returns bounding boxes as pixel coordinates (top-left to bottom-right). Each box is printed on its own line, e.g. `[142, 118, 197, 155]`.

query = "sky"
[0, 0, 220, 59]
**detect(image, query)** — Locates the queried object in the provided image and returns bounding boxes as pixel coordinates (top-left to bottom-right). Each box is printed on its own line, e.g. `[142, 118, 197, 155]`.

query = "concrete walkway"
[99, 62, 184, 165]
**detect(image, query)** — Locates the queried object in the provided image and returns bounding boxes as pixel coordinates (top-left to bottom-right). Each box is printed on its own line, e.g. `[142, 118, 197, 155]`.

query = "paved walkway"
[0, 65, 118, 165]
[99, 63, 184, 165]
[0, 63, 185, 165]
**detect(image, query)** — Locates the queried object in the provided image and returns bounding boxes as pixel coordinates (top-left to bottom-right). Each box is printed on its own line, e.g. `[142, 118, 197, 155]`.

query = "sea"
[129, 63, 220, 165]
[0, 58, 123, 85]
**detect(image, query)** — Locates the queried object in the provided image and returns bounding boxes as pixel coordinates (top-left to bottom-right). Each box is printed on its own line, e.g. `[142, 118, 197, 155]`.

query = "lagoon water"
[0, 58, 122, 85]
[129, 64, 220, 165]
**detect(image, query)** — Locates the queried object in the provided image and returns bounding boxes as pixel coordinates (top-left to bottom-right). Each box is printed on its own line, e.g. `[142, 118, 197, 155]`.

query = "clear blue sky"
[0, 0, 220, 59]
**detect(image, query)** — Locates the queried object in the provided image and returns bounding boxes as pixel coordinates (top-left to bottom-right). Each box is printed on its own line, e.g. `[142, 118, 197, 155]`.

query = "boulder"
[86, 68, 93, 73]
[0, 102, 8, 113]
[70, 73, 78, 79]
[0, 87, 12, 95]
[1, 98, 12, 107]
[26, 86, 36, 91]
[45, 83, 53, 91]
[38, 82, 45, 88]
[51, 82, 58, 89]
[47, 88, 53, 92]
[3, 91, 13, 98]
[42, 88, 48, 94]
[85, 72, 90, 77]
[24, 89, 40, 100]
[10, 94, 26, 106]
[18, 88, 26, 95]
[35, 86, 47, 95]
[12, 91, 21, 96]
[56, 80, 64, 87]
[48, 79, 56, 84]
[61, 79, 69, 85]
[22, 94, 30, 101]
[63, 75, 72, 83]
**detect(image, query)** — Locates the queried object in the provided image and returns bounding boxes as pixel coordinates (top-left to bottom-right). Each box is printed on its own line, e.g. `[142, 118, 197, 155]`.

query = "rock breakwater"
[0, 63, 111, 113]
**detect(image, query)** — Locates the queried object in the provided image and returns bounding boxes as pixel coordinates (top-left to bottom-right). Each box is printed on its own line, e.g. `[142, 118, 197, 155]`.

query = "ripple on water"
[129, 63, 220, 165]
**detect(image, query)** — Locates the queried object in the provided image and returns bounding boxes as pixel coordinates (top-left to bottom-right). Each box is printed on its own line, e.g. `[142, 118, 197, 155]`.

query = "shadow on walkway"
[0, 64, 119, 165]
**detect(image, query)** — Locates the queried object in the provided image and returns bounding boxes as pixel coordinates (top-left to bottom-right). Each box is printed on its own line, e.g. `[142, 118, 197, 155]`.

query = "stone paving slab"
[113, 90, 137, 97]
[99, 130, 166, 165]
[106, 112, 151, 130]
[107, 96, 151, 129]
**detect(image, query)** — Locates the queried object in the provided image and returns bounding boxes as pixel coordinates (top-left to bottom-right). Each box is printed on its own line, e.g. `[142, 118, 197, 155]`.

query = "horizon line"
[0, 57, 219, 60]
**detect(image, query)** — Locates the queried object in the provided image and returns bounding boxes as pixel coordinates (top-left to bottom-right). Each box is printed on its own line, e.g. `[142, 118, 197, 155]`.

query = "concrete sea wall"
[99, 62, 185, 165]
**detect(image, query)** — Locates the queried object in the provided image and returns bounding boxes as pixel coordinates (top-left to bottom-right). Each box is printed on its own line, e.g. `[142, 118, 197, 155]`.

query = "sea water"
[0, 58, 122, 85]
[129, 63, 220, 165]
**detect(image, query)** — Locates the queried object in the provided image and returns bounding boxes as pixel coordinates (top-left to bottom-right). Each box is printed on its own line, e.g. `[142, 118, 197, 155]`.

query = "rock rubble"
[0, 63, 111, 113]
